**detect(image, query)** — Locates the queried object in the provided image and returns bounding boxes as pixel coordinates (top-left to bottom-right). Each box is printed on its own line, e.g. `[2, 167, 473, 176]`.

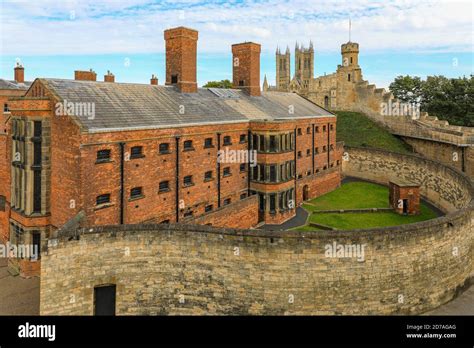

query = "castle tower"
[275, 46, 290, 91]
[340, 42, 362, 83]
[295, 42, 314, 89]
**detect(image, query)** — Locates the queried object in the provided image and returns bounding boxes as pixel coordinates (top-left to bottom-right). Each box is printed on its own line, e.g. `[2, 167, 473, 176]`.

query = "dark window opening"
[297, 128, 302, 135]
[130, 146, 143, 158]
[205, 204, 213, 212]
[269, 165, 276, 183]
[171, 74, 178, 84]
[159, 143, 170, 154]
[32, 231, 41, 259]
[240, 193, 247, 200]
[239, 163, 246, 172]
[184, 211, 193, 217]
[33, 170, 41, 213]
[239, 134, 246, 143]
[159, 181, 170, 192]
[223, 198, 231, 206]
[96, 194, 111, 205]
[183, 140, 193, 151]
[269, 135, 276, 152]
[348, 74, 351, 82]
[130, 187, 143, 199]
[204, 171, 213, 181]
[3, 103, 9, 112]
[96, 149, 111, 163]
[184, 175, 193, 186]
[223, 167, 231, 177]
[204, 138, 213, 148]
[239, 80, 244, 86]
[269, 194, 276, 213]
[223, 136, 232, 145]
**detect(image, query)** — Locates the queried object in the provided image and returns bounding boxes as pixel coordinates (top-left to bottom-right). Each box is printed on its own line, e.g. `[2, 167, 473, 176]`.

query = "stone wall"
[40, 148, 473, 315]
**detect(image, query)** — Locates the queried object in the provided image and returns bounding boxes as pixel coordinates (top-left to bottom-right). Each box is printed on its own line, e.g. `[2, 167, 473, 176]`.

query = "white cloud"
[0, 0, 472, 56]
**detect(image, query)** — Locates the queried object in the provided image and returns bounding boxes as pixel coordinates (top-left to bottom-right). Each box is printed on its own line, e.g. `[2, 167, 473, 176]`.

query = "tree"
[388, 75, 423, 104]
[389, 75, 473, 127]
[203, 79, 233, 88]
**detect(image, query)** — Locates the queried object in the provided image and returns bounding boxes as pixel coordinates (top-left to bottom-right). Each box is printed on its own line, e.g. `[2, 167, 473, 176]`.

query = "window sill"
[204, 145, 215, 149]
[129, 195, 145, 202]
[183, 148, 195, 152]
[159, 151, 171, 155]
[130, 154, 145, 159]
[183, 183, 195, 188]
[223, 174, 232, 178]
[94, 203, 114, 211]
[158, 188, 171, 194]
[204, 178, 214, 182]
[95, 159, 112, 164]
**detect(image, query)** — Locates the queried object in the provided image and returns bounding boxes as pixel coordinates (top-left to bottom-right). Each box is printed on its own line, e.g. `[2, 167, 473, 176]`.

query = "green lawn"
[293, 181, 439, 231]
[336, 111, 412, 154]
[303, 181, 390, 211]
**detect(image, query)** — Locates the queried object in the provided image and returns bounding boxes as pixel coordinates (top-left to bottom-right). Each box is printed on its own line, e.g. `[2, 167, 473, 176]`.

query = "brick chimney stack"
[75, 69, 97, 81]
[150, 74, 158, 85]
[104, 70, 115, 82]
[232, 42, 261, 96]
[164, 27, 198, 93]
[14, 63, 25, 83]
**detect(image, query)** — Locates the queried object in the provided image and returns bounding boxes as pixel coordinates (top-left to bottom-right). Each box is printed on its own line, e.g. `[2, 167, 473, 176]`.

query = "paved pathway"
[261, 207, 308, 231]
[0, 258, 39, 315]
[425, 284, 474, 315]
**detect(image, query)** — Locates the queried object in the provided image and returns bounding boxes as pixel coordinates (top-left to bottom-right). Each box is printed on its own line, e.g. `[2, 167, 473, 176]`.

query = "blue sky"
[0, 0, 472, 88]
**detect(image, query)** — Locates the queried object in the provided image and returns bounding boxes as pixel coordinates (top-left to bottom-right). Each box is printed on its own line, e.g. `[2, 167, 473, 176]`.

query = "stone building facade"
[0, 27, 342, 277]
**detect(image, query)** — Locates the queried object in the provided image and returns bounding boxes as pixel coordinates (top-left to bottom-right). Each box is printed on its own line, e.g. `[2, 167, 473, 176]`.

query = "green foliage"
[203, 79, 233, 88]
[389, 75, 474, 127]
[335, 111, 412, 154]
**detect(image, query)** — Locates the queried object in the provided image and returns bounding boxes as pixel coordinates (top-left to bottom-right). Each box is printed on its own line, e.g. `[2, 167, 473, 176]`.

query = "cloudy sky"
[0, 0, 472, 87]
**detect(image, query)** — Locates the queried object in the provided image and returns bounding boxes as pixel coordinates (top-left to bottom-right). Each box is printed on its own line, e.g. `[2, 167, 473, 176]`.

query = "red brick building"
[0, 27, 342, 276]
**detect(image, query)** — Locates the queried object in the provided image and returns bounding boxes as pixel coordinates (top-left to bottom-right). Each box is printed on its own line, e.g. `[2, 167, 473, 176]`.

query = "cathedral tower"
[276, 46, 290, 91]
[295, 41, 314, 89]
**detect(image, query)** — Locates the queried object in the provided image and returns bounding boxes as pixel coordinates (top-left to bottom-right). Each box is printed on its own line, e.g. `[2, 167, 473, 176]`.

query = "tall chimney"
[232, 42, 261, 96]
[164, 27, 198, 93]
[150, 74, 158, 85]
[14, 63, 24, 83]
[104, 70, 115, 82]
[75, 69, 97, 81]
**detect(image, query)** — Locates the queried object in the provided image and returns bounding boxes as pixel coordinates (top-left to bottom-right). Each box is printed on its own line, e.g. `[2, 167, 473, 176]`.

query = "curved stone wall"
[40, 147, 473, 315]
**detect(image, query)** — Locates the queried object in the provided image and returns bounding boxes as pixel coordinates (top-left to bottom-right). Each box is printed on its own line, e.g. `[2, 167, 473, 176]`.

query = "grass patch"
[308, 204, 437, 230]
[294, 181, 439, 231]
[336, 111, 412, 154]
[304, 181, 389, 211]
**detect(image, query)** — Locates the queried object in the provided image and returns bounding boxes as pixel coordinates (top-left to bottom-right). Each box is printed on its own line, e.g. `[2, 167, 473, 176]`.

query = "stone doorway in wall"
[303, 185, 309, 201]
[324, 96, 329, 109]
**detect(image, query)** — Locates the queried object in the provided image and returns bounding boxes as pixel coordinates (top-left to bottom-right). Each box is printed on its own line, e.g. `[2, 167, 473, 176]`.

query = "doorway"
[303, 185, 309, 201]
[94, 285, 116, 316]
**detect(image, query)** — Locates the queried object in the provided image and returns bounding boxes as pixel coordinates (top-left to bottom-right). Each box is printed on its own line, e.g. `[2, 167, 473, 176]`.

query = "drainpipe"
[247, 130, 251, 196]
[119, 142, 125, 224]
[217, 133, 221, 208]
[312, 124, 315, 174]
[175, 136, 180, 223]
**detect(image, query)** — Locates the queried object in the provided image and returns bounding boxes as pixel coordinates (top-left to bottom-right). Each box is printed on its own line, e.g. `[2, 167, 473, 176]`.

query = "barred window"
[159, 181, 169, 192]
[97, 149, 111, 162]
[130, 146, 143, 158]
[96, 194, 111, 205]
[159, 143, 170, 154]
[130, 187, 143, 198]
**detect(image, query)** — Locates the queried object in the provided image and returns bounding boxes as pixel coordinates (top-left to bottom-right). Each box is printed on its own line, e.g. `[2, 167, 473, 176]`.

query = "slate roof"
[0, 79, 32, 90]
[40, 78, 334, 132]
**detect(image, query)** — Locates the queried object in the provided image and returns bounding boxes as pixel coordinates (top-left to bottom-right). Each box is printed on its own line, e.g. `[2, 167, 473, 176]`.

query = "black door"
[403, 199, 408, 214]
[94, 285, 116, 316]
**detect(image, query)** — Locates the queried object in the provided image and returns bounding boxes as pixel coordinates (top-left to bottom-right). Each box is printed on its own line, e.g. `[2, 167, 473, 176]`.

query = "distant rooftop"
[0, 79, 32, 90]
[39, 78, 334, 133]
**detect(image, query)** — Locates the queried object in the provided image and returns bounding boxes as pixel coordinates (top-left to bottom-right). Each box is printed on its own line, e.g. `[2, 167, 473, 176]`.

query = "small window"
[223, 198, 231, 206]
[183, 140, 193, 151]
[204, 171, 213, 181]
[184, 175, 193, 186]
[171, 74, 178, 84]
[223, 136, 232, 146]
[297, 128, 302, 135]
[239, 134, 246, 143]
[96, 194, 111, 205]
[348, 73, 351, 82]
[204, 138, 213, 148]
[3, 103, 9, 112]
[315, 126, 319, 133]
[130, 187, 143, 199]
[159, 143, 170, 154]
[96, 149, 111, 163]
[337, 160, 340, 166]
[240, 193, 247, 200]
[330, 124, 334, 131]
[323, 146, 327, 152]
[205, 204, 213, 212]
[297, 151, 302, 158]
[184, 211, 193, 217]
[223, 167, 231, 177]
[160, 219, 170, 224]
[32, 231, 41, 260]
[269, 135, 276, 152]
[307, 170, 312, 176]
[239, 163, 246, 172]
[239, 80, 244, 86]
[315, 147, 319, 154]
[306, 127, 311, 134]
[306, 149, 311, 156]
[130, 146, 143, 159]
[323, 125, 327, 132]
[159, 181, 169, 192]
[269, 165, 276, 182]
